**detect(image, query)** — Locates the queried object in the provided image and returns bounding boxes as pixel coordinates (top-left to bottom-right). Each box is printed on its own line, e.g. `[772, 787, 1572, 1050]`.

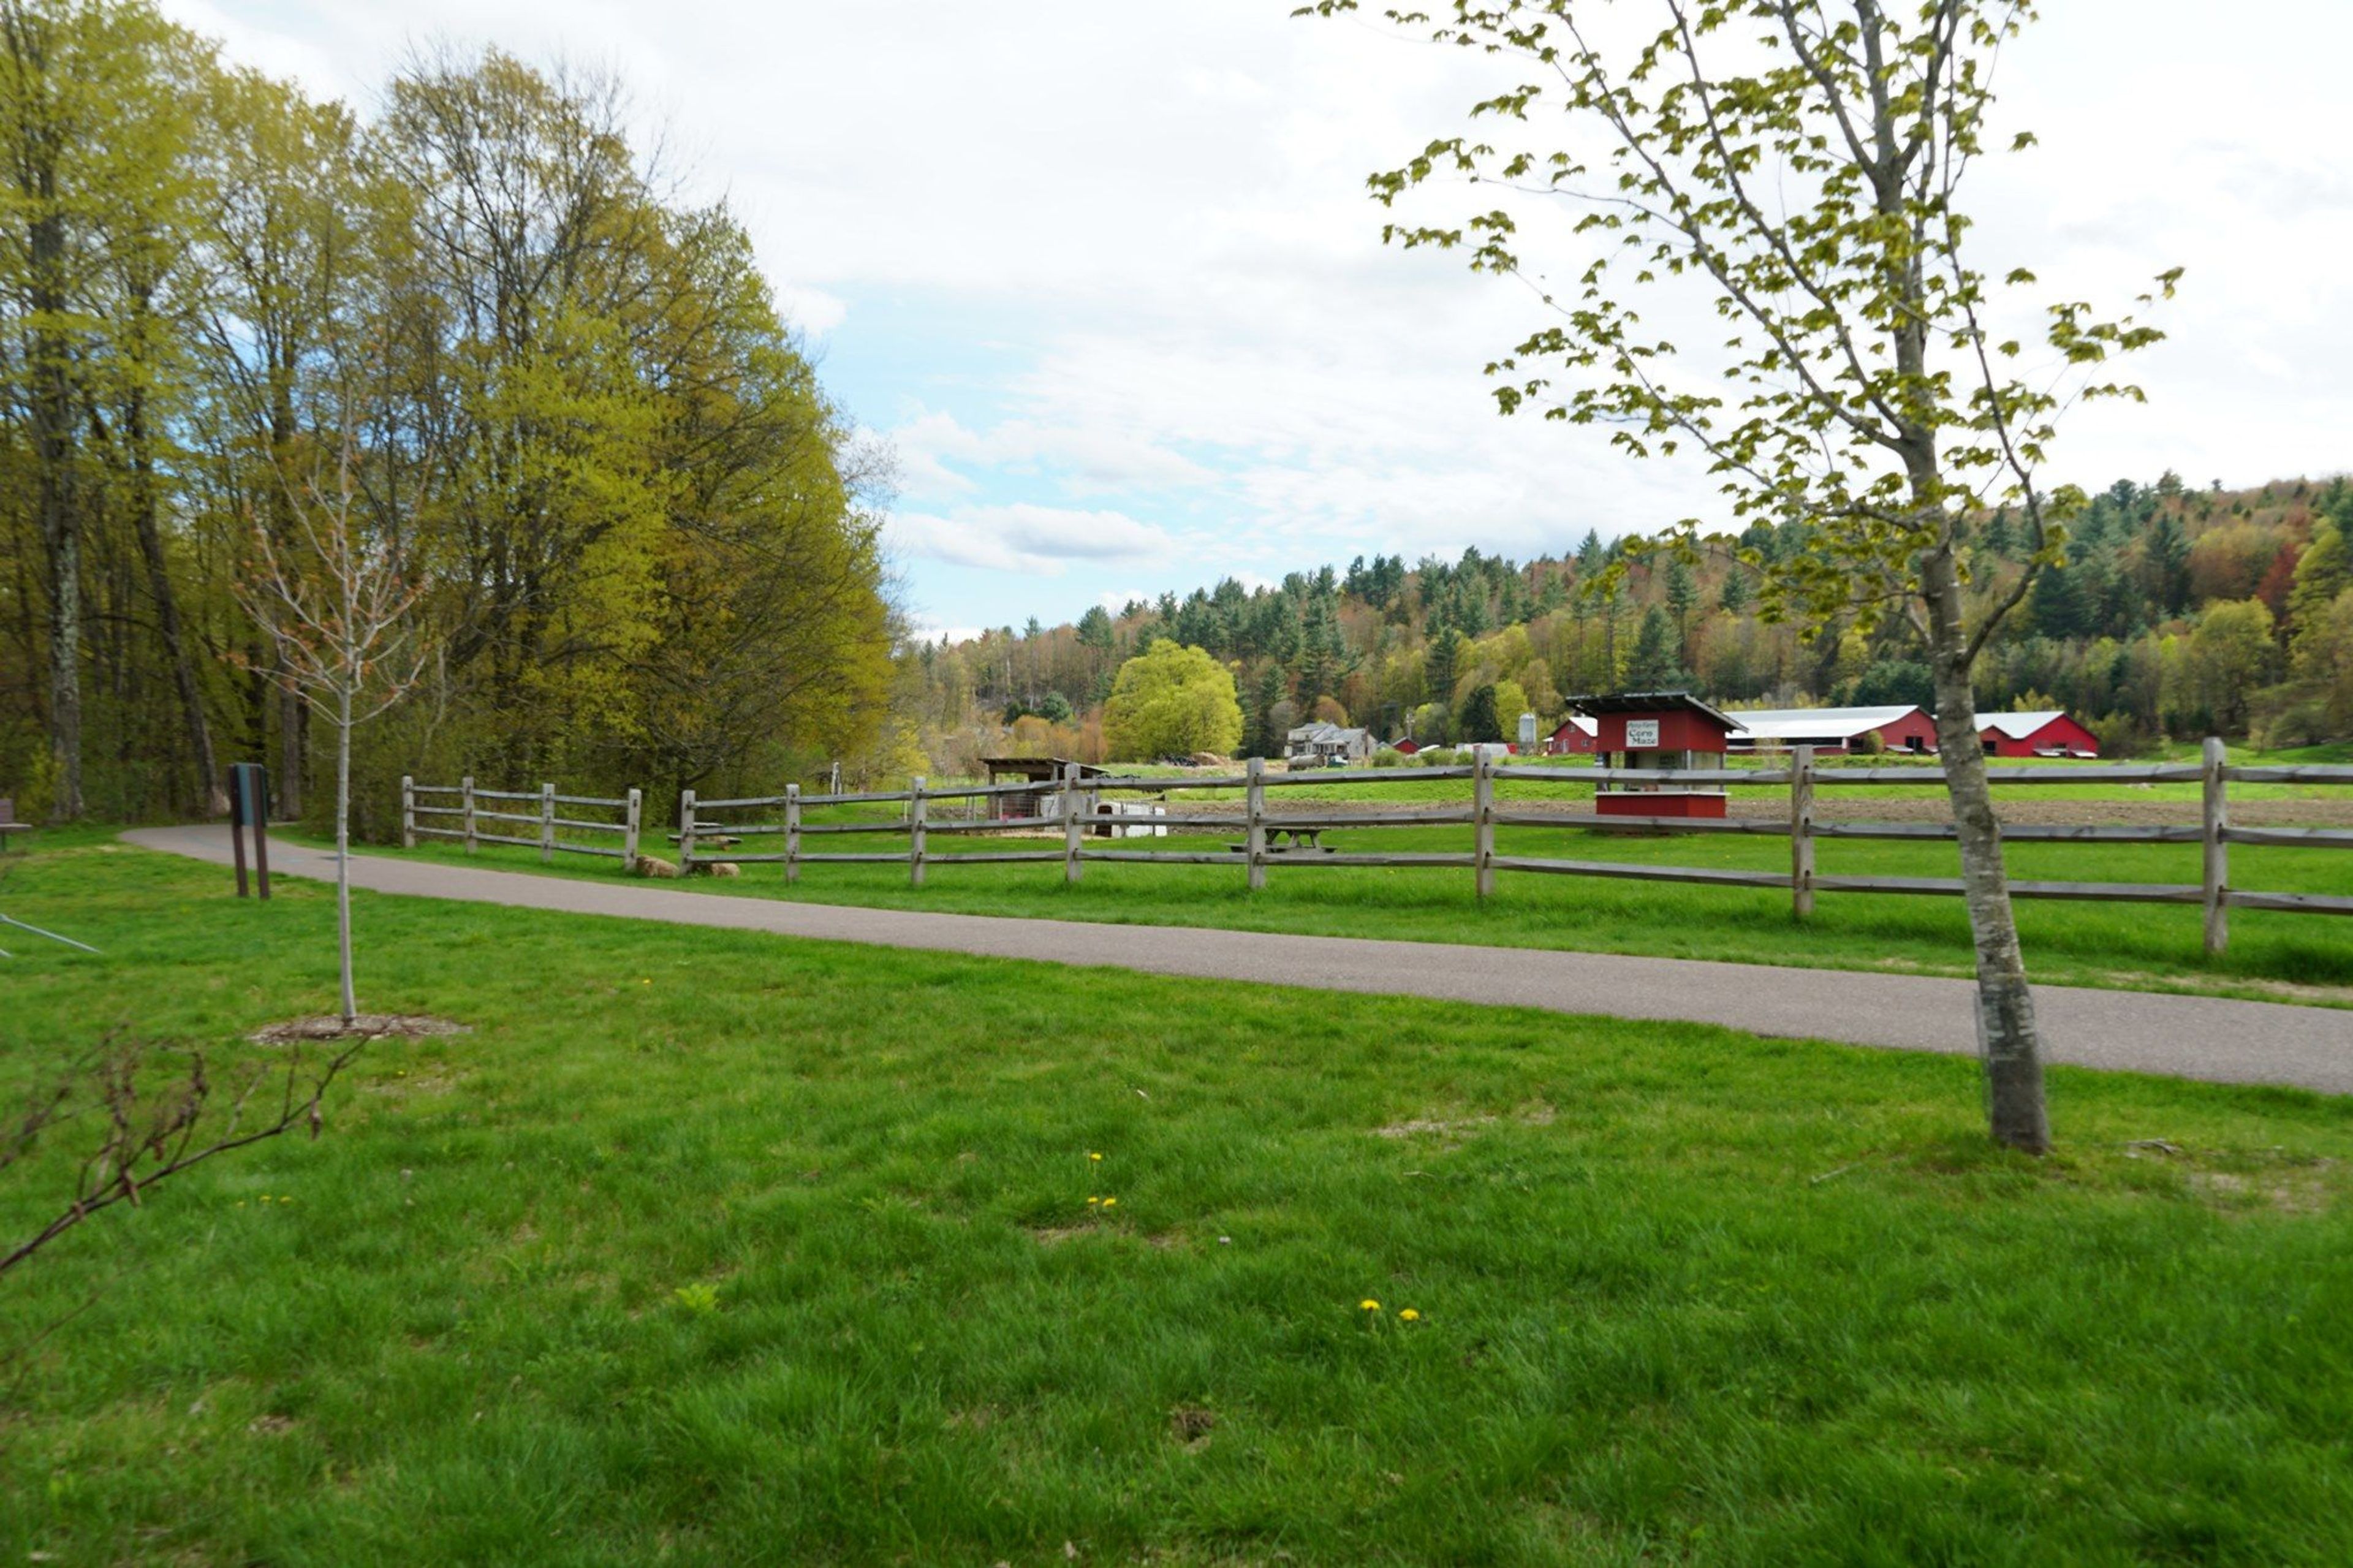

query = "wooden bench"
[0, 797, 31, 853]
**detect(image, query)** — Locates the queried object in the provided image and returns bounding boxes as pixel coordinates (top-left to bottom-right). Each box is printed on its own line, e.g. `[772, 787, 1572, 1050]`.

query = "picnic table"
[1226, 827, 1333, 855]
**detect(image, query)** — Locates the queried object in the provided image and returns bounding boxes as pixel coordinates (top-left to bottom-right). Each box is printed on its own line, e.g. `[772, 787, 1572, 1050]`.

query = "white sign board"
[1625, 718, 1662, 749]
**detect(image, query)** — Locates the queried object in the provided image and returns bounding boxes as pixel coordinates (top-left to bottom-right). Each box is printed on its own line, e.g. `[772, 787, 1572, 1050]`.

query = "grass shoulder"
[2, 839, 2350, 1563]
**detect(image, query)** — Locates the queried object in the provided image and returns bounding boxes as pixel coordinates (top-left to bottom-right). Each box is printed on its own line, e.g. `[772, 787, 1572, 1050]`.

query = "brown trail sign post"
[227, 762, 272, 900]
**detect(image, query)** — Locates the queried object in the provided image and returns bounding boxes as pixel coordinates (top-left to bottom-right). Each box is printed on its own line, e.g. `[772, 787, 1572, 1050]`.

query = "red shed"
[1567, 691, 1739, 819]
[1977, 711, 2099, 758]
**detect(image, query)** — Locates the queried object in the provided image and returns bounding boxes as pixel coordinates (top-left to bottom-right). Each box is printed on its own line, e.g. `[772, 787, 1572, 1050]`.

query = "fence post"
[2202, 735, 2229, 957]
[1474, 748, 1495, 900]
[1246, 756, 1267, 892]
[1790, 744, 1816, 920]
[462, 775, 476, 856]
[910, 776, 928, 888]
[400, 775, 415, 849]
[784, 783, 801, 885]
[680, 789, 697, 871]
[540, 782, 556, 863]
[1062, 762, 1084, 885]
[623, 787, 642, 872]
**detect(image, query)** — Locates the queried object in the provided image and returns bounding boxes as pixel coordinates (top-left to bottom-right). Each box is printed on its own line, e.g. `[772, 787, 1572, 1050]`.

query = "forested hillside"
[0, 2, 900, 830]
[914, 474, 2353, 767]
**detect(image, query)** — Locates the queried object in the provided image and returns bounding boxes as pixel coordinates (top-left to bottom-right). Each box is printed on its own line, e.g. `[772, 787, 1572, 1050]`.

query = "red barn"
[1977, 711, 2099, 758]
[1722, 705, 1938, 755]
[1544, 716, 1599, 754]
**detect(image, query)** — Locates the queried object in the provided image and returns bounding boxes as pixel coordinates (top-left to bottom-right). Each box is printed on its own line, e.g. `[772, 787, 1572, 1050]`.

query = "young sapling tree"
[1305, 0, 2178, 1151]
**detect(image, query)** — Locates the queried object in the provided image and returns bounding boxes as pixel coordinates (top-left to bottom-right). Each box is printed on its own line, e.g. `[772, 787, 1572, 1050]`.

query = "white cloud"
[162, 0, 2353, 628]
[774, 281, 849, 337]
[890, 407, 1215, 502]
[887, 504, 1172, 577]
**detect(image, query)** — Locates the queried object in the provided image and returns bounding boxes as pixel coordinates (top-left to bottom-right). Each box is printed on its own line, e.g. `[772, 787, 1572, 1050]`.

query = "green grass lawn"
[4, 841, 2353, 1564]
[372, 806, 2353, 1006]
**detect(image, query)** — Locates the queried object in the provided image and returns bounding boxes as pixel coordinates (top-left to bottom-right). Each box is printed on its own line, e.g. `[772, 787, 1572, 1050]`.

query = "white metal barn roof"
[1976, 711, 2064, 741]
[1721, 705, 1925, 742]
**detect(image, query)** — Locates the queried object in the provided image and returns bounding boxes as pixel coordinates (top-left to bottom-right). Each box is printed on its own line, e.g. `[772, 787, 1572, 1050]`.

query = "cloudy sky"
[167, 1, 2353, 640]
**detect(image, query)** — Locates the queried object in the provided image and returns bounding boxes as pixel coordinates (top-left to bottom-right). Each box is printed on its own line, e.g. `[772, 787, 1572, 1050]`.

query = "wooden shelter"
[978, 757, 1108, 822]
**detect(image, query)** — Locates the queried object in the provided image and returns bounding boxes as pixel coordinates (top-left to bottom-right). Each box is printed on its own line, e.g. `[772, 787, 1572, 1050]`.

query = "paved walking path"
[125, 825, 2352, 1094]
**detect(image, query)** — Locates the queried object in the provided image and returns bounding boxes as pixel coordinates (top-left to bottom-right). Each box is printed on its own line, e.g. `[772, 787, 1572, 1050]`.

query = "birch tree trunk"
[1922, 542, 2048, 1154]
[335, 683, 355, 1026]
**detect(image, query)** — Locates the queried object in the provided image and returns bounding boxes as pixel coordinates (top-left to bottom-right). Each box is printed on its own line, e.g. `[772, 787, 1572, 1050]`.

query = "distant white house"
[1286, 721, 1374, 764]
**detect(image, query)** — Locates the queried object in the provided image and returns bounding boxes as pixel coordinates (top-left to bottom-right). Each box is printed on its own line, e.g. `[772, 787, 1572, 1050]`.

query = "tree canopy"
[0, 5, 896, 828]
[1101, 640, 1243, 761]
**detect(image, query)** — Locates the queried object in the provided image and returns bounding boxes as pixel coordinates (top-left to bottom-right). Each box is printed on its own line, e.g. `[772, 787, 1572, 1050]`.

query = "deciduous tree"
[1307, 0, 2180, 1151]
[1101, 640, 1243, 760]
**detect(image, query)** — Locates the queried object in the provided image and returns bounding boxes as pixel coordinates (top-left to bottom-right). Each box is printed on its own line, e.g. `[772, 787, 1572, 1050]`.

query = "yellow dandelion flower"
[1088, 1152, 1102, 1162]
[1101, 1197, 1118, 1208]
[1399, 1309, 1421, 1322]
[1086, 1197, 1101, 1206]
[1360, 1299, 1381, 1312]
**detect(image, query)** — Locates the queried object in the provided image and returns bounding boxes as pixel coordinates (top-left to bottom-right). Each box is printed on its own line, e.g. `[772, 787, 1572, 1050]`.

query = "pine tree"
[1575, 528, 1605, 575]
[1665, 557, 1699, 664]
[2145, 510, 2191, 616]
[1626, 606, 1683, 688]
[1423, 628, 1463, 704]
[1459, 683, 1503, 743]
[1719, 568, 1752, 615]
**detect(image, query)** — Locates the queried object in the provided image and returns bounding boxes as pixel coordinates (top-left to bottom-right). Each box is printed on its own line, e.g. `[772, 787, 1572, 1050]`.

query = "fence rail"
[659, 744, 2353, 955]
[402, 776, 642, 868]
[399, 745, 2353, 958]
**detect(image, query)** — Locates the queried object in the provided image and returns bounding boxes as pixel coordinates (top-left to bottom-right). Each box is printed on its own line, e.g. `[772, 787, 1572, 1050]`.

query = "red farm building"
[1544, 716, 1599, 755]
[1569, 691, 1739, 819]
[1977, 711, 2099, 759]
[1722, 705, 1939, 756]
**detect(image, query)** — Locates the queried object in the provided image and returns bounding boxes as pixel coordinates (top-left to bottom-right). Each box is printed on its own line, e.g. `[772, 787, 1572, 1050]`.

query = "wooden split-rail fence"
[401, 776, 643, 869]
[395, 743, 2353, 958]
[656, 740, 2353, 957]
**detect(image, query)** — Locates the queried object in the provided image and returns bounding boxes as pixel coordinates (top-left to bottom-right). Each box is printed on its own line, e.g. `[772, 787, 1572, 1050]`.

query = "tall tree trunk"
[30, 211, 79, 821]
[126, 385, 226, 817]
[268, 377, 305, 820]
[335, 684, 355, 1025]
[1922, 543, 2049, 1154]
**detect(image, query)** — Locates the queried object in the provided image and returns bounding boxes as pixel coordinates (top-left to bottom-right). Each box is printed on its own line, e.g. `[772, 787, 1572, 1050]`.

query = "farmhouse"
[1724, 705, 1939, 755]
[1977, 711, 2100, 758]
[1543, 716, 1599, 755]
[1287, 721, 1374, 765]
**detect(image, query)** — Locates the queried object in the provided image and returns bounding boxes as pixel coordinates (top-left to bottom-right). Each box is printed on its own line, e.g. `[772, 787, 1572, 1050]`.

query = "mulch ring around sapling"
[249, 1015, 471, 1044]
